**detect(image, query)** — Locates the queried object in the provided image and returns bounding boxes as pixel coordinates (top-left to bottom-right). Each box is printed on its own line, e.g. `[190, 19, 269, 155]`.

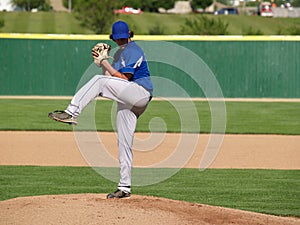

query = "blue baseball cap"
[111, 21, 130, 40]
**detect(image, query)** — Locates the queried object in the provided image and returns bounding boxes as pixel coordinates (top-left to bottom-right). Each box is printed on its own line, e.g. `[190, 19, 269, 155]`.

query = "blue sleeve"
[119, 65, 135, 74]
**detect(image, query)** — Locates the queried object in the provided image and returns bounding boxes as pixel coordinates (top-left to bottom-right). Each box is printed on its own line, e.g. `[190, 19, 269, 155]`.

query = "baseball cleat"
[106, 189, 131, 199]
[48, 110, 78, 125]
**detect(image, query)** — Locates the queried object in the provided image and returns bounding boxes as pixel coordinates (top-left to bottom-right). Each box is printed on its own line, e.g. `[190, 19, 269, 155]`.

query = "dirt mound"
[0, 194, 298, 225]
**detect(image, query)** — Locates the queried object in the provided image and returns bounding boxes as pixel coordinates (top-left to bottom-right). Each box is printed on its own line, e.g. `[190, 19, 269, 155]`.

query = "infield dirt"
[0, 131, 299, 225]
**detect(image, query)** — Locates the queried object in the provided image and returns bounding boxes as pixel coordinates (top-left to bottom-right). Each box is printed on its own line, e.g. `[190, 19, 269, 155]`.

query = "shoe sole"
[106, 195, 131, 199]
[48, 113, 78, 125]
[106, 193, 131, 199]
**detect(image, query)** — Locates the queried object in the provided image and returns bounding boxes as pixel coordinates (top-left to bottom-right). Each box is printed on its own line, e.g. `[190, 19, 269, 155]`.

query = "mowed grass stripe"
[0, 166, 299, 217]
[27, 12, 55, 33]
[53, 12, 81, 34]
[121, 13, 189, 35]
[26, 12, 40, 33]
[2, 12, 30, 33]
[0, 99, 299, 134]
[67, 13, 94, 34]
[223, 15, 276, 34]
[53, 12, 68, 33]
[43, 12, 55, 33]
[0, 12, 94, 34]
[44, 12, 93, 34]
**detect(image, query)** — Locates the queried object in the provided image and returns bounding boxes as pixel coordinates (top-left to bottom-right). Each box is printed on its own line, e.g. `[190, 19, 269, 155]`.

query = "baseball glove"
[92, 43, 111, 67]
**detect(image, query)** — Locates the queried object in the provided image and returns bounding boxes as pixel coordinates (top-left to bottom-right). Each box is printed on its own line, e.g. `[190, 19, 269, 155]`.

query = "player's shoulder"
[127, 41, 143, 51]
[124, 41, 144, 56]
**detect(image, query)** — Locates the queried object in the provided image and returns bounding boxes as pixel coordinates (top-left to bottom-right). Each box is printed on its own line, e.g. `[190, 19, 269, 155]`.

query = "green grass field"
[0, 11, 300, 35]
[0, 99, 299, 217]
[0, 166, 299, 217]
[0, 12, 94, 34]
[0, 99, 299, 134]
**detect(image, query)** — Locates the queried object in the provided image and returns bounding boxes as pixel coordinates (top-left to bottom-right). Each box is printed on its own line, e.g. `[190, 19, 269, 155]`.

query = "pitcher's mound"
[0, 194, 298, 225]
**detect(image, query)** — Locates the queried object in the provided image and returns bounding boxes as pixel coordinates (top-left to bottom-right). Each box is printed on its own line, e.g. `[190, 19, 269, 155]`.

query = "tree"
[0, 19, 4, 29]
[191, 0, 213, 10]
[116, 0, 177, 12]
[180, 16, 229, 35]
[63, 0, 79, 11]
[12, 0, 50, 11]
[147, 0, 177, 12]
[74, 0, 117, 34]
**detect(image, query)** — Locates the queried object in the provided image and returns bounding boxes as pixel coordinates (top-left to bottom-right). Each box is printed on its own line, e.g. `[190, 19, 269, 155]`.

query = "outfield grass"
[214, 14, 300, 35]
[0, 99, 299, 134]
[0, 166, 299, 217]
[0, 11, 300, 35]
[0, 12, 93, 34]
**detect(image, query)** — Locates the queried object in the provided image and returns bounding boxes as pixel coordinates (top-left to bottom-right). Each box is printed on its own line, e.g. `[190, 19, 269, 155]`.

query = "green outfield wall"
[0, 34, 299, 98]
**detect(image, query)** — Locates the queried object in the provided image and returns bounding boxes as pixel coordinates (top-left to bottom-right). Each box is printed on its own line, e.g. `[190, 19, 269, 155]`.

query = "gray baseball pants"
[66, 75, 151, 193]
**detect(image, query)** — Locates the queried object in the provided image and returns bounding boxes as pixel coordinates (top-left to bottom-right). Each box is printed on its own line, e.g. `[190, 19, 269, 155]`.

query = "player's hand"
[92, 43, 111, 67]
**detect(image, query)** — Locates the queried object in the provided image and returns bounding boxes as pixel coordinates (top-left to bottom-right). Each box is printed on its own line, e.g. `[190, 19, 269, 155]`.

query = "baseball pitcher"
[48, 20, 153, 198]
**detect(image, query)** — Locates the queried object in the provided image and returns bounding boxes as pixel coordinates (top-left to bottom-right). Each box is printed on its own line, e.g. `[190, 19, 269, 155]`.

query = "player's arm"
[102, 67, 112, 76]
[101, 60, 132, 80]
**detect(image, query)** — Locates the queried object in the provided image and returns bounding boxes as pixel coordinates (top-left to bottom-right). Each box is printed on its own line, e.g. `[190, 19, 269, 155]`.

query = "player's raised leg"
[48, 75, 150, 125]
